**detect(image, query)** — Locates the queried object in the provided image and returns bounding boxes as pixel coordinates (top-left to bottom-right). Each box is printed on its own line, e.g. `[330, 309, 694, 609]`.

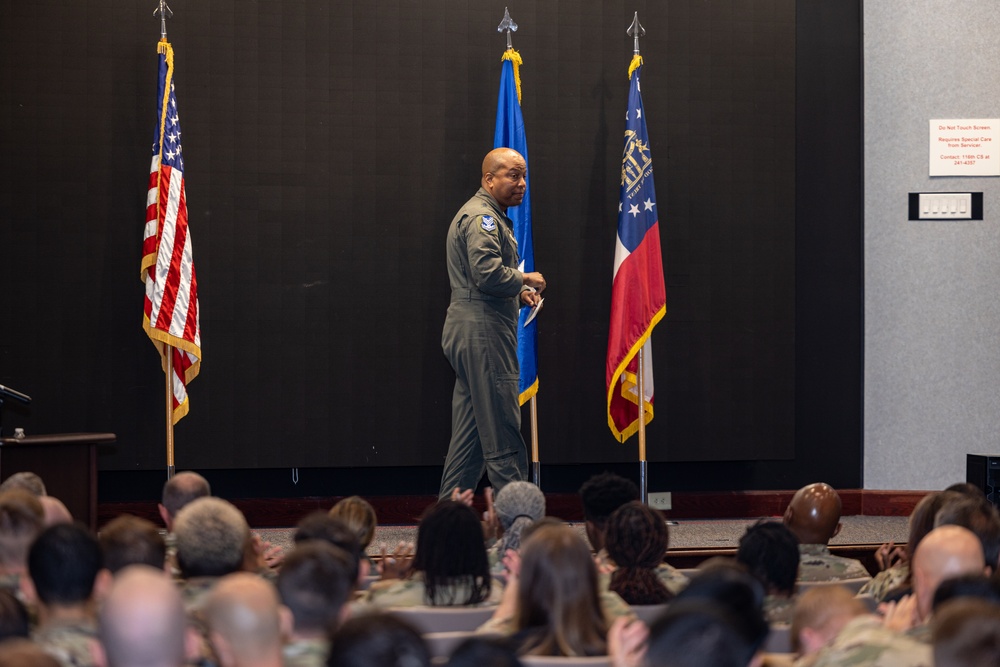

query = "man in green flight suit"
[439, 148, 546, 499]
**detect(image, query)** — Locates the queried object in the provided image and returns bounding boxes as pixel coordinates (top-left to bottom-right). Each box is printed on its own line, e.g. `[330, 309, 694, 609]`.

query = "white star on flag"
[644, 198, 655, 211]
[636, 108, 641, 118]
[629, 203, 640, 217]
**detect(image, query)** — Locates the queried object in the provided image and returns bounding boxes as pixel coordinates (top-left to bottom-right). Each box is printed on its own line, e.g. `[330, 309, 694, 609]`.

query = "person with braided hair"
[604, 501, 673, 606]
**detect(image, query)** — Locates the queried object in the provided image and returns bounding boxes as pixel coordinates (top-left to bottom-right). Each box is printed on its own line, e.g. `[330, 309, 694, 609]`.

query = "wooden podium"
[0, 432, 115, 530]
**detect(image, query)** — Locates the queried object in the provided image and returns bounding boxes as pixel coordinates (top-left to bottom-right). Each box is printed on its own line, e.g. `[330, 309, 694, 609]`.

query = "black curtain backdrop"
[0, 0, 861, 496]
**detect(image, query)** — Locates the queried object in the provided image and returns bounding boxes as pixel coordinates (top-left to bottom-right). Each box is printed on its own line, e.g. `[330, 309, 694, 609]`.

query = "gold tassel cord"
[628, 54, 643, 79]
[501, 48, 523, 104]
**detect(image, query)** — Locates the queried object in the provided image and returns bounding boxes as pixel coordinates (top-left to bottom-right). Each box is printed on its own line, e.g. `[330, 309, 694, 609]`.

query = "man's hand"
[522, 272, 546, 292]
[520, 289, 541, 307]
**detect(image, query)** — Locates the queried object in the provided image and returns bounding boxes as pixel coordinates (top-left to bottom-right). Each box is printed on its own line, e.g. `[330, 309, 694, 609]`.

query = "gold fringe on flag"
[628, 53, 644, 79]
[501, 48, 523, 104]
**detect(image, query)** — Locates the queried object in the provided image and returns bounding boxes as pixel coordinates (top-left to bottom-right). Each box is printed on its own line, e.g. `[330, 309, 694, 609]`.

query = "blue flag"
[493, 50, 538, 405]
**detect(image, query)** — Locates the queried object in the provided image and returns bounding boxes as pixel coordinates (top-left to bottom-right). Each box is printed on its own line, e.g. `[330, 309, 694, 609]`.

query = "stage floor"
[257, 515, 910, 556]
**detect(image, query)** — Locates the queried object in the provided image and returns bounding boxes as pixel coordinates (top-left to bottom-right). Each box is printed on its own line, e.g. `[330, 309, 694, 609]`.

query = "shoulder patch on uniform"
[480, 215, 496, 232]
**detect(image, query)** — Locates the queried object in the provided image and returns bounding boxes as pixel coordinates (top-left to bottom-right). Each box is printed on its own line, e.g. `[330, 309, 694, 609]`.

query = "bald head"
[912, 525, 987, 623]
[39, 496, 72, 527]
[160, 472, 211, 530]
[783, 483, 842, 545]
[206, 573, 288, 667]
[481, 148, 526, 210]
[99, 565, 188, 667]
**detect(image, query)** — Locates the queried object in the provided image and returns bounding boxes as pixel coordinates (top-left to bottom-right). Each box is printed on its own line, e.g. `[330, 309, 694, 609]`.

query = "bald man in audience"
[783, 483, 871, 583]
[204, 573, 290, 667]
[95, 565, 196, 667]
[909, 525, 988, 628]
[159, 472, 211, 533]
[40, 496, 72, 527]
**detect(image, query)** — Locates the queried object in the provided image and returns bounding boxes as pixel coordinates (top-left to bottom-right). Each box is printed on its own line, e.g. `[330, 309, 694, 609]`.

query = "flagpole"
[156, 0, 176, 480]
[629, 11, 649, 504]
[530, 396, 540, 487]
[637, 347, 647, 503]
[165, 346, 175, 479]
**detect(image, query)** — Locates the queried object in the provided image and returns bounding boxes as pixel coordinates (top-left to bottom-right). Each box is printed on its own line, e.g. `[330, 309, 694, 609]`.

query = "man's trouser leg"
[439, 370, 486, 499]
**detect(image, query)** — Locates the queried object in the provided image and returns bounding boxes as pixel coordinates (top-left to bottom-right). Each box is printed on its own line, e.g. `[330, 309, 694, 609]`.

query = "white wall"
[864, 0, 1000, 489]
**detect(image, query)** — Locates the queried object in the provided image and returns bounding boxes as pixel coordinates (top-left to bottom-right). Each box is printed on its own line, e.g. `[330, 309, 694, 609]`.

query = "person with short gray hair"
[0, 472, 46, 497]
[173, 497, 249, 580]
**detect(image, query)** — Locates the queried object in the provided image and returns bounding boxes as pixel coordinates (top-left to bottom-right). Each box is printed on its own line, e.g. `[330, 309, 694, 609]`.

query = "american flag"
[606, 58, 666, 442]
[141, 40, 201, 424]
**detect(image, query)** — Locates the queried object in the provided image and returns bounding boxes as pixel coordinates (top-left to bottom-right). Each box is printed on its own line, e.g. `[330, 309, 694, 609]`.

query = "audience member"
[173, 497, 250, 583]
[98, 515, 167, 574]
[277, 541, 356, 667]
[0, 472, 47, 497]
[326, 613, 430, 667]
[158, 472, 211, 533]
[931, 573, 1000, 611]
[0, 589, 30, 640]
[158, 471, 212, 578]
[446, 636, 522, 667]
[604, 501, 673, 605]
[204, 573, 290, 667]
[0, 490, 44, 595]
[804, 609, 931, 667]
[327, 496, 377, 553]
[579, 472, 639, 554]
[480, 522, 612, 656]
[26, 523, 109, 667]
[0, 638, 61, 667]
[644, 599, 762, 667]
[95, 565, 194, 667]
[860, 490, 961, 601]
[39, 497, 72, 527]
[492, 481, 544, 558]
[931, 597, 1000, 667]
[293, 512, 366, 588]
[790, 586, 868, 658]
[906, 525, 988, 628]
[736, 520, 799, 623]
[934, 494, 1000, 572]
[367, 501, 501, 607]
[671, 561, 769, 653]
[782, 483, 871, 583]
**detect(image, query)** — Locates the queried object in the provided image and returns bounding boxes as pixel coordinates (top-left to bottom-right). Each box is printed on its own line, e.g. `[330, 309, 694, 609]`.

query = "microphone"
[0, 385, 31, 404]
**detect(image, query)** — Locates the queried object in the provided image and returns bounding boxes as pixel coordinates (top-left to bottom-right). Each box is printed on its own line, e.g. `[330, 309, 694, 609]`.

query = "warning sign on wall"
[929, 119, 1000, 176]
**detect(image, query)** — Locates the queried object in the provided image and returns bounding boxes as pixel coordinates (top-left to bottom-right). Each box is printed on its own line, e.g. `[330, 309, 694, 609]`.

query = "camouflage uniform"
[33, 619, 99, 667]
[798, 615, 931, 667]
[365, 572, 504, 607]
[857, 563, 909, 601]
[282, 637, 329, 667]
[798, 544, 872, 583]
[178, 576, 220, 667]
[764, 594, 796, 624]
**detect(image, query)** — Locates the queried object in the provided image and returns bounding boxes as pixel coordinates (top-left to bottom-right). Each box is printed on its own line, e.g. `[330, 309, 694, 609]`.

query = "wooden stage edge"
[98, 489, 929, 530]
